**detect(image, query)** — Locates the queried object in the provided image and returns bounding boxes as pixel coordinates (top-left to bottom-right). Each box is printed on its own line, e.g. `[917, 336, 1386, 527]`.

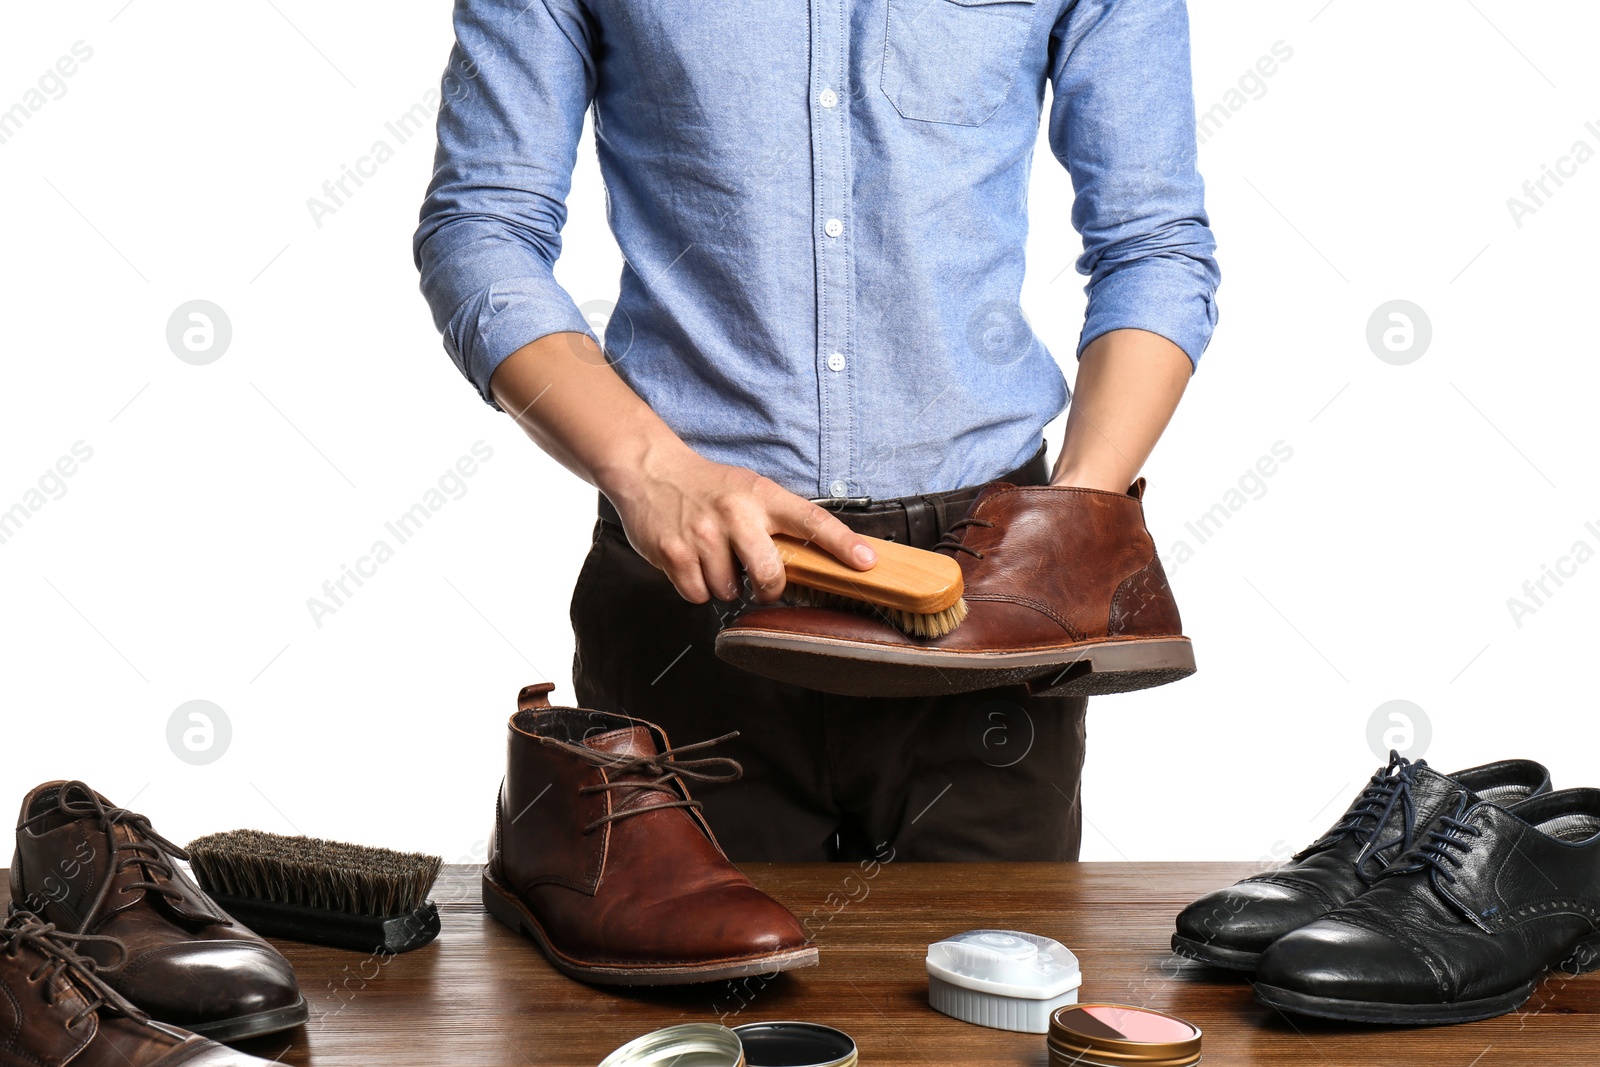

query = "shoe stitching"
[1108, 560, 1165, 633]
[1494, 897, 1600, 928]
[491, 783, 506, 876]
[980, 484, 1137, 505]
[963, 592, 1088, 642]
[1240, 873, 1343, 913]
[727, 625, 1121, 655]
[555, 946, 812, 968]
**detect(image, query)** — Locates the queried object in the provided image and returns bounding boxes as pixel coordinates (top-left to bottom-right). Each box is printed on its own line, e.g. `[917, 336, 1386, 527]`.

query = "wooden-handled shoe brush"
[187, 830, 443, 954]
[774, 533, 967, 638]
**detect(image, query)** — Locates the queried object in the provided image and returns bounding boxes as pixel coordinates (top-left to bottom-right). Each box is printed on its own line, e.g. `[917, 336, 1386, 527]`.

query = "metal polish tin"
[732, 1021, 858, 1067]
[1047, 1003, 1202, 1066]
[597, 1023, 746, 1067]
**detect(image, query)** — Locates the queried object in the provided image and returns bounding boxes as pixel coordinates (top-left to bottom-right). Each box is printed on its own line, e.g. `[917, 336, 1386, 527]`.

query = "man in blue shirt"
[416, 0, 1219, 865]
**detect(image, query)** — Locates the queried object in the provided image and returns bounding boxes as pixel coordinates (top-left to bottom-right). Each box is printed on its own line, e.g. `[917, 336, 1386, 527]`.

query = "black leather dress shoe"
[1255, 787, 1600, 1024]
[1172, 753, 1549, 970]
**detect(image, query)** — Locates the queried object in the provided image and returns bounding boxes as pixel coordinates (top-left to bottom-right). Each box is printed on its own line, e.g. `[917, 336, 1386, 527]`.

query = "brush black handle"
[213, 895, 441, 954]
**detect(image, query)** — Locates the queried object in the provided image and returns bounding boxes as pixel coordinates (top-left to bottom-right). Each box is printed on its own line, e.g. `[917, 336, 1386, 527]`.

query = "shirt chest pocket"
[881, 0, 1040, 127]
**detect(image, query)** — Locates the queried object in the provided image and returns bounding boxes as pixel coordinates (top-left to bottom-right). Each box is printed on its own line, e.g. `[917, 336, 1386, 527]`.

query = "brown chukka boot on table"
[716, 480, 1193, 698]
[0, 911, 284, 1066]
[482, 683, 817, 985]
[11, 782, 307, 1042]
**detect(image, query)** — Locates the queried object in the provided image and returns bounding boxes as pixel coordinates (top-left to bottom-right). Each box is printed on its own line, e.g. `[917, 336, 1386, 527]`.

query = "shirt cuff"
[1077, 256, 1219, 368]
[436, 276, 594, 408]
[419, 228, 597, 407]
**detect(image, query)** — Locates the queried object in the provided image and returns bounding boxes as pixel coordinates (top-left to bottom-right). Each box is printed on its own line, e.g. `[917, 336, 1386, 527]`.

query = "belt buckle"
[810, 495, 874, 510]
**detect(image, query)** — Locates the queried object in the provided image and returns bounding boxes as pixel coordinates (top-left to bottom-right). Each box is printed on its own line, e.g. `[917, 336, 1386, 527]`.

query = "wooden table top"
[8, 863, 1599, 1064]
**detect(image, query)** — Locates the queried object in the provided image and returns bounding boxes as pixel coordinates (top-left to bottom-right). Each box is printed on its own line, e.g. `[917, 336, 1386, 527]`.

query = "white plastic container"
[925, 929, 1082, 1034]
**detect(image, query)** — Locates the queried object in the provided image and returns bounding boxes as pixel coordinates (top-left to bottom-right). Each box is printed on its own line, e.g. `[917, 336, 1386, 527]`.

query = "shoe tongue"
[1348, 763, 1470, 869]
[582, 726, 686, 814]
[1413, 764, 1473, 808]
[583, 725, 660, 761]
[98, 813, 228, 928]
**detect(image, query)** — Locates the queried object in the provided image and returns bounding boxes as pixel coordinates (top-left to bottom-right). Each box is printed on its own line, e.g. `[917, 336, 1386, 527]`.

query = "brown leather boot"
[481, 684, 818, 985]
[0, 912, 280, 1066]
[11, 783, 307, 1042]
[715, 480, 1194, 698]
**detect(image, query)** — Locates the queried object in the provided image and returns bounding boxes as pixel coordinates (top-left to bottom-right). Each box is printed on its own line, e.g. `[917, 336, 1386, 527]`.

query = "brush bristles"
[786, 583, 968, 638]
[186, 830, 442, 918]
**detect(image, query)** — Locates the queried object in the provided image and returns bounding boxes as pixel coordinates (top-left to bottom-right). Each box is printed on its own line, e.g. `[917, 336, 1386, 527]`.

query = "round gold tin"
[598, 1023, 746, 1067]
[1047, 1003, 1202, 1066]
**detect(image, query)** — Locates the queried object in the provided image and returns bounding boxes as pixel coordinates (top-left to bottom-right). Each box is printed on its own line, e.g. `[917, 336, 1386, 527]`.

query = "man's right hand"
[488, 332, 875, 606]
[603, 447, 876, 605]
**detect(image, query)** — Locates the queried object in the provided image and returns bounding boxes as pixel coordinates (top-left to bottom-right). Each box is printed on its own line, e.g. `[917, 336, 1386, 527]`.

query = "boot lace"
[0, 912, 145, 1029]
[934, 518, 995, 560]
[1381, 792, 1484, 885]
[21, 782, 193, 921]
[542, 731, 744, 834]
[1301, 751, 1425, 881]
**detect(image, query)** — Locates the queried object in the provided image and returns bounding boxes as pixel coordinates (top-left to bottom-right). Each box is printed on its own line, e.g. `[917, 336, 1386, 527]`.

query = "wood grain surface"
[8, 863, 1598, 1065]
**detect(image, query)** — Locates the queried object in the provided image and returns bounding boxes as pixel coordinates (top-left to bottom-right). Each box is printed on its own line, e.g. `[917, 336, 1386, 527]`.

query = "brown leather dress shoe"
[0, 912, 280, 1066]
[716, 480, 1194, 698]
[11, 783, 308, 1042]
[482, 684, 819, 985]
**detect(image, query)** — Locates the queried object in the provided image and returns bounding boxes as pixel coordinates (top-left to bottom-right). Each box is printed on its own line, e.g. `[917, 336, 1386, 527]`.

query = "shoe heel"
[1556, 928, 1600, 975]
[480, 869, 527, 934]
[1028, 638, 1197, 697]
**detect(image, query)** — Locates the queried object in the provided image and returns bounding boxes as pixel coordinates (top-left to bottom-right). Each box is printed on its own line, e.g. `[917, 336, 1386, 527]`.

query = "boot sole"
[481, 870, 819, 986]
[1170, 933, 1263, 972]
[1253, 982, 1535, 1025]
[714, 629, 1194, 698]
[1255, 927, 1600, 1024]
[180, 997, 309, 1041]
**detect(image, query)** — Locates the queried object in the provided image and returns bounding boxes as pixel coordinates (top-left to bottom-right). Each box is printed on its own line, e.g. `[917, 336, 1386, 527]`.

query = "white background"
[1, 0, 1596, 867]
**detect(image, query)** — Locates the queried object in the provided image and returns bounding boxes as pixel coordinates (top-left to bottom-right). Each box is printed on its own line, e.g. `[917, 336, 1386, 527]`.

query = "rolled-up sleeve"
[413, 0, 598, 406]
[1048, 0, 1221, 367]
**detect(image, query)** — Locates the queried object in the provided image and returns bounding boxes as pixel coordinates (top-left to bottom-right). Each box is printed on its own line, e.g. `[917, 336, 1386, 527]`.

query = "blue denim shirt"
[415, 0, 1219, 500]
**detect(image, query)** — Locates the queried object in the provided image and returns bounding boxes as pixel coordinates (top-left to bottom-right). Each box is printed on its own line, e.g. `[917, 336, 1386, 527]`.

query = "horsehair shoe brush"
[774, 532, 968, 638]
[186, 829, 443, 954]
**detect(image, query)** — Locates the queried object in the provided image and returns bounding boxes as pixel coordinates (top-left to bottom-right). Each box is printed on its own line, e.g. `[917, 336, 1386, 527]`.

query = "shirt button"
[827, 352, 845, 372]
[819, 88, 838, 109]
[829, 481, 848, 498]
[824, 218, 843, 238]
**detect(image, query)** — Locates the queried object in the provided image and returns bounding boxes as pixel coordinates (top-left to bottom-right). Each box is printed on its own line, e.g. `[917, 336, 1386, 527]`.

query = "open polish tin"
[597, 1023, 746, 1067]
[732, 1021, 857, 1067]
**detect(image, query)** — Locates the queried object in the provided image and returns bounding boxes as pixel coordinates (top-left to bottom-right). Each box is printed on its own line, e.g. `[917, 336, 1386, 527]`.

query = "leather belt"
[596, 442, 1049, 552]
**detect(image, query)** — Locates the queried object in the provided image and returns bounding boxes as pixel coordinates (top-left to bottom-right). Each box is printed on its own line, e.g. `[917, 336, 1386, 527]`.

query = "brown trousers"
[570, 453, 1088, 863]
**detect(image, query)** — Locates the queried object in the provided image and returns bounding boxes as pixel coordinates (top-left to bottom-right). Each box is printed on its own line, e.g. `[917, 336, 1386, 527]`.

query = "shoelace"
[1303, 751, 1425, 881]
[0, 912, 146, 1029]
[934, 518, 995, 559]
[1382, 792, 1484, 886]
[21, 782, 194, 922]
[540, 731, 744, 834]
